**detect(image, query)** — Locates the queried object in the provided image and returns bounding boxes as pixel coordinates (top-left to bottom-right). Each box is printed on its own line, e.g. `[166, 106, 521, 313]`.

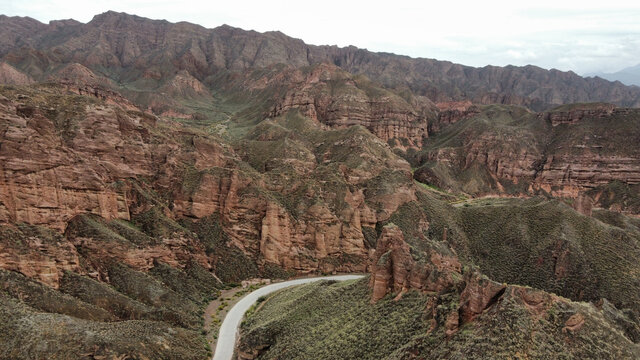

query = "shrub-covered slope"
[239, 278, 639, 359]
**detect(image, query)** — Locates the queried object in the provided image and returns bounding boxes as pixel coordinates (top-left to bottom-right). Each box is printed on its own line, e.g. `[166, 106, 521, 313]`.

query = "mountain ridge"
[1, 11, 640, 110]
[586, 63, 640, 87]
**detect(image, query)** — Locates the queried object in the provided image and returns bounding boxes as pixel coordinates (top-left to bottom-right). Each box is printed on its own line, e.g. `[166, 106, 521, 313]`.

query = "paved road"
[212, 274, 364, 360]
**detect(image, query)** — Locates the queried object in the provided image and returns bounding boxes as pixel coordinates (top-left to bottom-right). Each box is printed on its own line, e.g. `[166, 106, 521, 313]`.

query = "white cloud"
[2, 0, 640, 74]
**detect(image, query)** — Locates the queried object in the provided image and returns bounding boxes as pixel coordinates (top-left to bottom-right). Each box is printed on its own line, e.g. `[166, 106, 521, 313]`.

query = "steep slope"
[241, 179, 640, 358]
[1, 11, 640, 112]
[0, 62, 33, 85]
[411, 103, 640, 213]
[0, 11, 639, 360]
[0, 83, 420, 275]
[1, 12, 638, 209]
[0, 83, 424, 358]
[365, 190, 640, 326]
[237, 188, 640, 359]
[0, 220, 220, 359]
[215, 62, 437, 148]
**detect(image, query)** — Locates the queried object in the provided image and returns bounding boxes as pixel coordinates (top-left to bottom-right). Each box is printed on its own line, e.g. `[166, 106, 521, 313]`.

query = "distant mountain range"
[586, 64, 640, 87]
[1, 11, 640, 111]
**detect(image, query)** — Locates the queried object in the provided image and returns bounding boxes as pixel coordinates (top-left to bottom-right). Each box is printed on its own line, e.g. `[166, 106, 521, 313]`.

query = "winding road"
[212, 274, 364, 360]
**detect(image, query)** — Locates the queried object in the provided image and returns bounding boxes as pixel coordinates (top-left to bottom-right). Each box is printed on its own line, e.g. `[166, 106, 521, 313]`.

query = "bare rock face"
[0, 84, 422, 282]
[534, 153, 640, 198]
[268, 64, 435, 149]
[259, 201, 370, 272]
[0, 62, 33, 85]
[369, 224, 413, 302]
[572, 193, 593, 216]
[369, 224, 461, 302]
[159, 70, 210, 99]
[0, 230, 81, 288]
[0, 94, 153, 230]
[416, 104, 640, 213]
[539, 103, 617, 126]
[366, 222, 594, 339]
[458, 273, 506, 323]
[532, 105, 640, 198]
[472, 92, 538, 108]
[47, 63, 105, 86]
[431, 101, 480, 133]
[3, 11, 640, 116]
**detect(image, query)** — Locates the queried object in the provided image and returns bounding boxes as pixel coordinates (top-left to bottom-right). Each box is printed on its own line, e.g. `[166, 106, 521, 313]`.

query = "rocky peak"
[0, 15, 45, 29]
[48, 19, 82, 28]
[2, 11, 640, 111]
[88, 11, 162, 27]
[0, 15, 47, 57]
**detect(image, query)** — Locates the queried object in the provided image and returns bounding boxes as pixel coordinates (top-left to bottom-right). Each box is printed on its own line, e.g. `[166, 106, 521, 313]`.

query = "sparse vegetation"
[239, 278, 639, 359]
[1, 19, 640, 360]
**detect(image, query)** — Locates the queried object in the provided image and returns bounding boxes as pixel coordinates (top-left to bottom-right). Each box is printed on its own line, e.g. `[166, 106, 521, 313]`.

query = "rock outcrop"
[458, 273, 506, 323]
[0, 62, 33, 85]
[365, 221, 615, 343]
[369, 224, 461, 302]
[534, 153, 640, 198]
[533, 105, 640, 199]
[0, 230, 81, 288]
[431, 101, 480, 133]
[265, 64, 434, 148]
[1, 11, 639, 360]
[414, 104, 640, 213]
[0, 84, 418, 279]
[539, 103, 617, 126]
[572, 193, 594, 216]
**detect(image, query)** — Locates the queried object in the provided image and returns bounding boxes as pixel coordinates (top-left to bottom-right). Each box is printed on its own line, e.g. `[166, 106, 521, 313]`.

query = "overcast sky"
[3, 0, 640, 74]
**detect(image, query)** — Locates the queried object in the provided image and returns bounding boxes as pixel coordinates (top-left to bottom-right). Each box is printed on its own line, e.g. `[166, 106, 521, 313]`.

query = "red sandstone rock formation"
[418, 104, 640, 210]
[458, 273, 506, 323]
[539, 103, 617, 126]
[268, 64, 435, 149]
[366, 223, 587, 337]
[572, 193, 594, 216]
[0, 62, 33, 85]
[431, 101, 480, 133]
[0, 234, 81, 288]
[0, 84, 421, 281]
[369, 224, 461, 302]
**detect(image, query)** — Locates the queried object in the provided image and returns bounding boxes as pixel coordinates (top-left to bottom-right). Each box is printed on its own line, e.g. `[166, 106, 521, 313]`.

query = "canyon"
[0, 11, 638, 360]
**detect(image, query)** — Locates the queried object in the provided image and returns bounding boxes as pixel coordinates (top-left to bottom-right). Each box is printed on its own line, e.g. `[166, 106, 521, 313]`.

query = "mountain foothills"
[0, 11, 638, 359]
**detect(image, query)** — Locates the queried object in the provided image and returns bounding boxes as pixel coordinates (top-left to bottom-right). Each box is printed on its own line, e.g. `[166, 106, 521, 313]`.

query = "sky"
[3, 0, 640, 75]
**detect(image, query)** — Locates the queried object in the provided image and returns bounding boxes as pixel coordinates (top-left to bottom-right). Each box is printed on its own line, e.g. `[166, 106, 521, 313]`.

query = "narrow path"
[212, 274, 364, 360]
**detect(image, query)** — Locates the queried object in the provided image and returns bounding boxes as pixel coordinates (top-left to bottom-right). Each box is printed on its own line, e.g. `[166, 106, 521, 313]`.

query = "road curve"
[212, 274, 364, 360]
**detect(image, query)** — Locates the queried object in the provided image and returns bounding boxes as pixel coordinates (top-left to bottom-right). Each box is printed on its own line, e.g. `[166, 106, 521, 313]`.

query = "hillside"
[0, 10, 639, 360]
[1, 11, 638, 212]
[1, 11, 640, 113]
[410, 103, 640, 214]
[238, 193, 640, 359]
[239, 277, 639, 359]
